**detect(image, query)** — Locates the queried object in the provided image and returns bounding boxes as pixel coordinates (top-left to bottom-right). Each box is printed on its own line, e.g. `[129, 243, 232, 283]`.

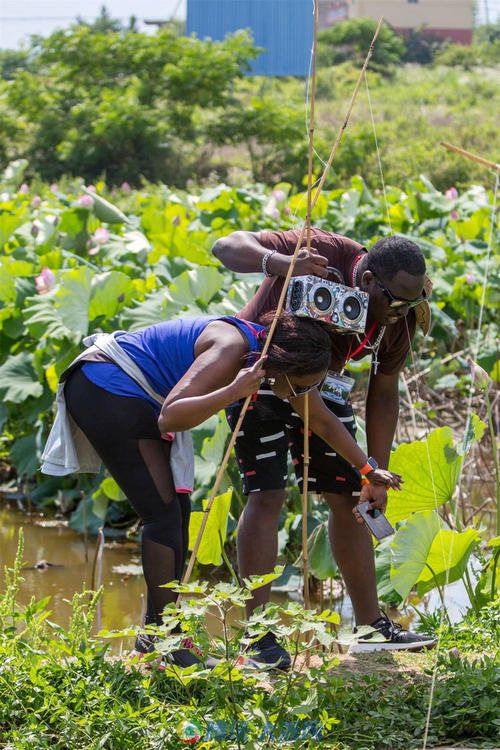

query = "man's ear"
[360, 269, 375, 289]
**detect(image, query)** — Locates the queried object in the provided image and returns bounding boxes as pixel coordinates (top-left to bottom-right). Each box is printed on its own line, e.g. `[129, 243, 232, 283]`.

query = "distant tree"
[317, 18, 406, 70]
[75, 5, 138, 34]
[3, 26, 303, 186]
[0, 49, 34, 80]
[402, 27, 445, 64]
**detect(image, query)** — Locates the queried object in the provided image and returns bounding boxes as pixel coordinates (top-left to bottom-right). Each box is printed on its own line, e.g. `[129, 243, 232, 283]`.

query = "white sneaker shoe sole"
[349, 638, 437, 653]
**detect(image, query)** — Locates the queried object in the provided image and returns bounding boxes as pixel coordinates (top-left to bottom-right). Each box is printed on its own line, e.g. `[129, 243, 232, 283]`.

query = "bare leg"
[324, 491, 380, 625]
[236, 489, 285, 617]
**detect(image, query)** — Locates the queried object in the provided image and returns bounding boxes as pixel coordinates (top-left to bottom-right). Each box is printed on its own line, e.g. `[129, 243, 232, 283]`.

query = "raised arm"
[212, 230, 329, 278]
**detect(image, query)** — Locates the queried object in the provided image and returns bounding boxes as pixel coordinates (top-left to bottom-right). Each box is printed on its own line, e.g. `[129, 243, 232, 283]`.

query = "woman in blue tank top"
[60, 311, 400, 669]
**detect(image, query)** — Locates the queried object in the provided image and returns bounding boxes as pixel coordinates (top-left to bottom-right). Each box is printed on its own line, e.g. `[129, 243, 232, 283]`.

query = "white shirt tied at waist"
[40, 332, 194, 493]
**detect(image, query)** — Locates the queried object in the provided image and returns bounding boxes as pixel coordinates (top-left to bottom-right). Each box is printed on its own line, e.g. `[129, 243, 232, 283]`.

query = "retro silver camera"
[286, 274, 369, 334]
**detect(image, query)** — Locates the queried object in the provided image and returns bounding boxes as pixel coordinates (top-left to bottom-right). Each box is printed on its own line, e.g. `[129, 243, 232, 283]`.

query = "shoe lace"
[377, 613, 403, 637]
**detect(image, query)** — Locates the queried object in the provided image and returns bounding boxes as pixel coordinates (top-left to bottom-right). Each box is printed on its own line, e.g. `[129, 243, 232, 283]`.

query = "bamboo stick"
[180, 17, 385, 592]
[302, 393, 311, 613]
[440, 141, 500, 172]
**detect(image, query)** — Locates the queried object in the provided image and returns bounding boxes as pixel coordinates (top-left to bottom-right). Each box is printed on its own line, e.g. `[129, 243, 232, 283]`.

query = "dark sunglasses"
[373, 272, 427, 310]
[284, 374, 323, 397]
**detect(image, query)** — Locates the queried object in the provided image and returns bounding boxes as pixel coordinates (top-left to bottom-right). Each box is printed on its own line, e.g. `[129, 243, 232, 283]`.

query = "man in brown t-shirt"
[212, 228, 436, 667]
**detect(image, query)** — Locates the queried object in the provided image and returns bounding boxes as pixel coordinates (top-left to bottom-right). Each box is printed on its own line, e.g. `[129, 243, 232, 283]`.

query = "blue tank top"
[81, 316, 263, 415]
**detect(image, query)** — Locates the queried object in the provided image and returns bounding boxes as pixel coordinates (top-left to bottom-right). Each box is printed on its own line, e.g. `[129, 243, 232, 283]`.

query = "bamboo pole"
[440, 141, 500, 172]
[301, 0, 318, 654]
[302, 393, 311, 612]
[306, 0, 319, 254]
[180, 17, 385, 592]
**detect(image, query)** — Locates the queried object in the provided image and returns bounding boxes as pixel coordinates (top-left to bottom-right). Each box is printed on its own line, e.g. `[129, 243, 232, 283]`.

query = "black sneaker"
[239, 631, 292, 670]
[130, 633, 217, 669]
[350, 613, 437, 653]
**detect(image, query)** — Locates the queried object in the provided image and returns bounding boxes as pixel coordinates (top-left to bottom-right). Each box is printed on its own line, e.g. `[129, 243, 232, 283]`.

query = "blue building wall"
[186, 0, 314, 76]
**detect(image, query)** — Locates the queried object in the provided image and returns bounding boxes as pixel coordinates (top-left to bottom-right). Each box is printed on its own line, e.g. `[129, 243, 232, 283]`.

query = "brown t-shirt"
[238, 228, 416, 376]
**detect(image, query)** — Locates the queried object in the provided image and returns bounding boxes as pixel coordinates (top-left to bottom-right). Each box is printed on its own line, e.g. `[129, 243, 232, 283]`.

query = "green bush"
[317, 17, 406, 70]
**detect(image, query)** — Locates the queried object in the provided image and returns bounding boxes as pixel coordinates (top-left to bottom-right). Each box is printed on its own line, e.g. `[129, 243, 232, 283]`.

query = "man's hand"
[289, 248, 329, 278]
[352, 483, 388, 524]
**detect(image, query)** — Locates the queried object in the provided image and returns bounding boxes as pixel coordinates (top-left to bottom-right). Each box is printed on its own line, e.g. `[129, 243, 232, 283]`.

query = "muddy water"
[0, 505, 146, 635]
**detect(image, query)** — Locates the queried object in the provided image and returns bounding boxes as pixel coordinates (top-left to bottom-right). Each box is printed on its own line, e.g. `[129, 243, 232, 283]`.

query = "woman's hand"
[366, 468, 403, 490]
[229, 356, 267, 401]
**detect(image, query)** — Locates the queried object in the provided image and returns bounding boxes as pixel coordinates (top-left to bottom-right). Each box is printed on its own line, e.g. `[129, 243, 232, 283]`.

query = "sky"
[0, 0, 187, 49]
[0, 0, 498, 50]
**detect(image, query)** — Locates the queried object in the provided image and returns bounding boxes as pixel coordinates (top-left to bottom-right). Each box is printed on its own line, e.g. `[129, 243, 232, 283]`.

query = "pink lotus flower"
[78, 194, 94, 209]
[88, 247, 100, 256]
[270, 207, 281, 221]
[172, 215, 181, 227]
[35, 267, 56, 294]
[272, 189, 286, 203]
[32, 195, 41, 208]
[93, 227, 110, 245]
[50, 183, 58, 192]
[446, 187, 458, 199]
[121, 182, 131, 192]
[465, 273, 476, 285]
[284, 206, 291, 216]
[450, 210, 458, 220]
[469, 359, 491, 391]
[18, 183, 29, 194]
[86, 184, 97, 193]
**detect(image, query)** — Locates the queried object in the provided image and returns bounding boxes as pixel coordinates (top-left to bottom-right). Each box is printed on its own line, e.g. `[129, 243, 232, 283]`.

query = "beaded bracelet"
[262, 250, 277, 277]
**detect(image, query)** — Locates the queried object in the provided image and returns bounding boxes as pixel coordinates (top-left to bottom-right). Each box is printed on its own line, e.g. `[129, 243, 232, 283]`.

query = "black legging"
[65, 367, 190, 625]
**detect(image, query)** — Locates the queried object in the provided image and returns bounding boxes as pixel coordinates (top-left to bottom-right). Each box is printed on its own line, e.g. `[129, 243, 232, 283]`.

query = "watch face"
[368, 457, 378, 470]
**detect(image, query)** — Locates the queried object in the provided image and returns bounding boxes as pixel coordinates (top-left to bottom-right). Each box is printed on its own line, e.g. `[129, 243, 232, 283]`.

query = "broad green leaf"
[390, 510, 443, 599]
[89, 271, 133, 320]
[23, 289, 75, 341]
[166, 267, 223, 310]
[91, 489, 110, 521]
[55, 267, 92, 335]
[10, 433, 40, 477]
[0, 351, 43, 403]
[100, 477, 126, 501]
[120, 289, 169, 330]
[0, 210, 23, 245]
[306, 522, 338, 580]
[415, 527, 480, 596]
[0, 260, 34, 303]
[475, 549, 500, 609]
[188, 489, 232, 565]
[387, 426, 479, 524]
[374, 534, 402, 604]
[201, 413, 230, 465]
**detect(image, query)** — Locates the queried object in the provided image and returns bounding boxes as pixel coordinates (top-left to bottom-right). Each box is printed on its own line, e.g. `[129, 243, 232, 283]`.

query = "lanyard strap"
[345, 321, 377, 364]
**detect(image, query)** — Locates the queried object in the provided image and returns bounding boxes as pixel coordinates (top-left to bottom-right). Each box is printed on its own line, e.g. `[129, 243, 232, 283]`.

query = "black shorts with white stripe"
[225, 384, 362, 497]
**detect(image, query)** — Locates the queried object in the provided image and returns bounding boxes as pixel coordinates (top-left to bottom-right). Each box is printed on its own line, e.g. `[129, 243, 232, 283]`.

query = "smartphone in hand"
[357, 501, 394, 540]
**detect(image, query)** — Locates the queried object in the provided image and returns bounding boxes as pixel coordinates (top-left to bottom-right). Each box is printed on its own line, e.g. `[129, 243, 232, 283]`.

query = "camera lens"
[342, 295, 362, 321]
[313, 286, 333, 312]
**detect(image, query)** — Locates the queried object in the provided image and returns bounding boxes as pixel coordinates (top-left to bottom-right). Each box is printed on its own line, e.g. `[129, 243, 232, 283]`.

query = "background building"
[186, 0, 314, 76]
[346, 0, 473, 44]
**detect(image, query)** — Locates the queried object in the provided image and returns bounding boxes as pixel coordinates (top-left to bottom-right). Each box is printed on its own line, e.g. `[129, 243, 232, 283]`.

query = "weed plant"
[1, 532, 499, 749]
